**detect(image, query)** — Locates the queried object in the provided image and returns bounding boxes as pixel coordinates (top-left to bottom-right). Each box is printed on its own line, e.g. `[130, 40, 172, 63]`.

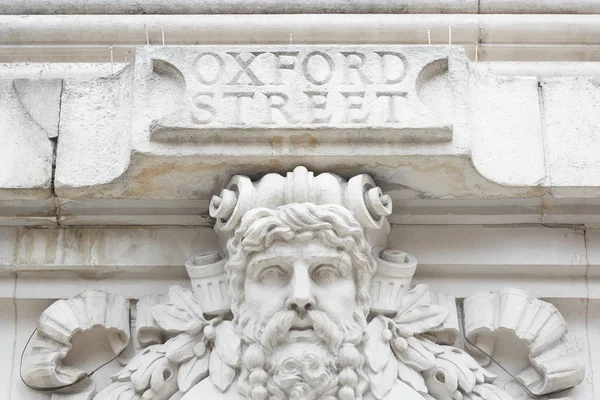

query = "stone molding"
[3, 15, 600, 48]
[4, 0, 600, 15]
[1, 224, 597, 301]
[5, 45, 600, 225]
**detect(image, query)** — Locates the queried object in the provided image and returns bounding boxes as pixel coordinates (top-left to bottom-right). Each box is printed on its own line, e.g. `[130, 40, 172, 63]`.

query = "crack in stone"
[51, 79, 64, 226]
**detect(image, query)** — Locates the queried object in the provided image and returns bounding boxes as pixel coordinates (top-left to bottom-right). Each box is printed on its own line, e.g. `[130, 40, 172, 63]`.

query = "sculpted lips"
[288, 317, 314, 337]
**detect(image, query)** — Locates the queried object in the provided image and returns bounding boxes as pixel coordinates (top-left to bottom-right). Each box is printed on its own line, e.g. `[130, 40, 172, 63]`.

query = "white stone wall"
[2, 3, 600, 399]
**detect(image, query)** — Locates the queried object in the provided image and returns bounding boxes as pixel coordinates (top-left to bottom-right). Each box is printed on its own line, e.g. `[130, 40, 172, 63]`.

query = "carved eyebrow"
[310, 255, 352, 277]
[246, 255, 294, 280]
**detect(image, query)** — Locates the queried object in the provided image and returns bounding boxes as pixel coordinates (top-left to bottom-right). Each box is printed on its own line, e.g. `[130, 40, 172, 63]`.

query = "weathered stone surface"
[0, 77, 57, 222]
[143, 47, 452, 142]
[55, 71, 133, 190]
[480, 0, 600, 14]
[53, 45, 551, 224]
[4, 0, 600, 15]
[541, 77, 600, 188]
[5, 46, 600, 225]
[469, 67, 546, 186]
[0, 0, 477, 14]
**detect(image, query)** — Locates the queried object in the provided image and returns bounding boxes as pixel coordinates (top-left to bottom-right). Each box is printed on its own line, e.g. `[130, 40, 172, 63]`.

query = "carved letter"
[304, 91, 331, 124]
[376, 92, 407, 123]
[223, 91, 254, 125]
[272, 51, 299, 85]
[341, 92, 369, 123]
[302, 51, 334, 85]
[341, 52, 372, 84]
[375, 52, 406, 84]
[192, 92, 217, 124]
[227, 52, 264, 86]
[263, 92, 298, 125]
[193, 52, 225, 85]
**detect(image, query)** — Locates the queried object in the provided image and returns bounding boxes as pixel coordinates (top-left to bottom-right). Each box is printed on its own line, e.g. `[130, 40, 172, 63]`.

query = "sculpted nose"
[288, 296, 315, 312]
[286, 265, 316, 313]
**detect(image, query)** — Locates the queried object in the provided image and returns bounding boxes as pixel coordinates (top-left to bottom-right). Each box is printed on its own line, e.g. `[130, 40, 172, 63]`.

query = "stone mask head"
[225, 203, 376, 400]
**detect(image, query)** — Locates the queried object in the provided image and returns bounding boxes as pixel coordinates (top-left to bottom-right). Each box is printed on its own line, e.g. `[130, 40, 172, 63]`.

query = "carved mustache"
[260, 309, 343, 351]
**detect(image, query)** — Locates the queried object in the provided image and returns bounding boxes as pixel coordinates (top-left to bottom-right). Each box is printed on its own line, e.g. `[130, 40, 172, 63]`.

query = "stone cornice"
[5, 45, 600, 226]
[1, 0, 599, 15]
[0, 224, 597, 300]
[2, 14, 600, 48]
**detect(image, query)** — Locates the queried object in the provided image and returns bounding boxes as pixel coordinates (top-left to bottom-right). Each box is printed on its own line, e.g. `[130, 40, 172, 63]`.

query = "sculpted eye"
[259, 266, 287, 283]
[312, 264, 340, 283]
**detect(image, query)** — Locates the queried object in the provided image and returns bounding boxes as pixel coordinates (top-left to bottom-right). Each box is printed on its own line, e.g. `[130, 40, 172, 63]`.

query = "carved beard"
[236, 305, 367, 400]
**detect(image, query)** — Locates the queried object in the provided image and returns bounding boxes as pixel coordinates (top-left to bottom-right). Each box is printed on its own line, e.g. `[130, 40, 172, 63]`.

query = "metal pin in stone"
[110, 46, 114, 74]
[290, 33, 293, 45]
[449, 25, 452, 45]
[475, 40, 479, 62]
[161, 27, 165, 46]
[427, 29, 431, 45]
[145, 24, 150, 46]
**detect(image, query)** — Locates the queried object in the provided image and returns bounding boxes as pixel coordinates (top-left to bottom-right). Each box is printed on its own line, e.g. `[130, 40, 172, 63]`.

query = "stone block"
[0, 79, 57, 200]
[0, 77, 58, 225]
[141, 46, 452, 143]
[55, 45, 556, 224]
[34, 44, 600, 225]
[541, 77, 600, 188]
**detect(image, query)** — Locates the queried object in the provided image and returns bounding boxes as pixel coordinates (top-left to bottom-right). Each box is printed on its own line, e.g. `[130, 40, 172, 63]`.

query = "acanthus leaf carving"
[151, 286, 207, 335]
[369, 350, 399, 399]
[208, 348, 236, 392]
[364, 315, 392, 373]
[177, 352, 210, 393]
[163, 333, 200, 364]
[394, 285, 449, 336]
[214, 321, 242, 369]
[464, 384, 515, 400]
[397, 359, 428, 394]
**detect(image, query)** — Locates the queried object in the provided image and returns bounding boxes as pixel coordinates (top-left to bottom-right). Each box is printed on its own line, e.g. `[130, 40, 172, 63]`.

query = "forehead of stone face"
[246, 237, 354, 280]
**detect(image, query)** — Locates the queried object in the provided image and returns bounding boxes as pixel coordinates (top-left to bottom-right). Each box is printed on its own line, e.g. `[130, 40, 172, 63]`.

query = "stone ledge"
[0, 225, 595, 299]
[4, 15, 600, 47]
[2, 0, 600, 15]
[5, 46, 600, 225]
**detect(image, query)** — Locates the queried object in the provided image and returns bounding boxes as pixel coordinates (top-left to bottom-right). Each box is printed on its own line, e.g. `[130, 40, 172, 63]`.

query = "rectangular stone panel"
[134, 46, 453, 144]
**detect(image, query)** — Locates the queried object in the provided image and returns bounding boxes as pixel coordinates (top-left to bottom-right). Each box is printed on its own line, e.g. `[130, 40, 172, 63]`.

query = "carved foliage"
[95, 286, 241, 400]
[364, 284, 512, 400]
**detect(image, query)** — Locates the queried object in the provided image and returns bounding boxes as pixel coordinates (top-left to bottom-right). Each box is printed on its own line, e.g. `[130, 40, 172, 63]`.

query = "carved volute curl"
[209, 166, 393, 248]
[463, 289, 585, 396]
[21, 167, 585, 400]
[21, 291, 130, 389]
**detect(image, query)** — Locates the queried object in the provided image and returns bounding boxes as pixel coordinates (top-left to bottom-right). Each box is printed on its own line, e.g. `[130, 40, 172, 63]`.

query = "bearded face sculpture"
[27, 168, 581, 400]
[226, 204, 375, 400]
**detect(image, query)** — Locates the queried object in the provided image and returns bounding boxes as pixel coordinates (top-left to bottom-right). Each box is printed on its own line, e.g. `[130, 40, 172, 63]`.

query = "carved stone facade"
[3, 3, 600, 400]
[19, 168, 585, 399]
